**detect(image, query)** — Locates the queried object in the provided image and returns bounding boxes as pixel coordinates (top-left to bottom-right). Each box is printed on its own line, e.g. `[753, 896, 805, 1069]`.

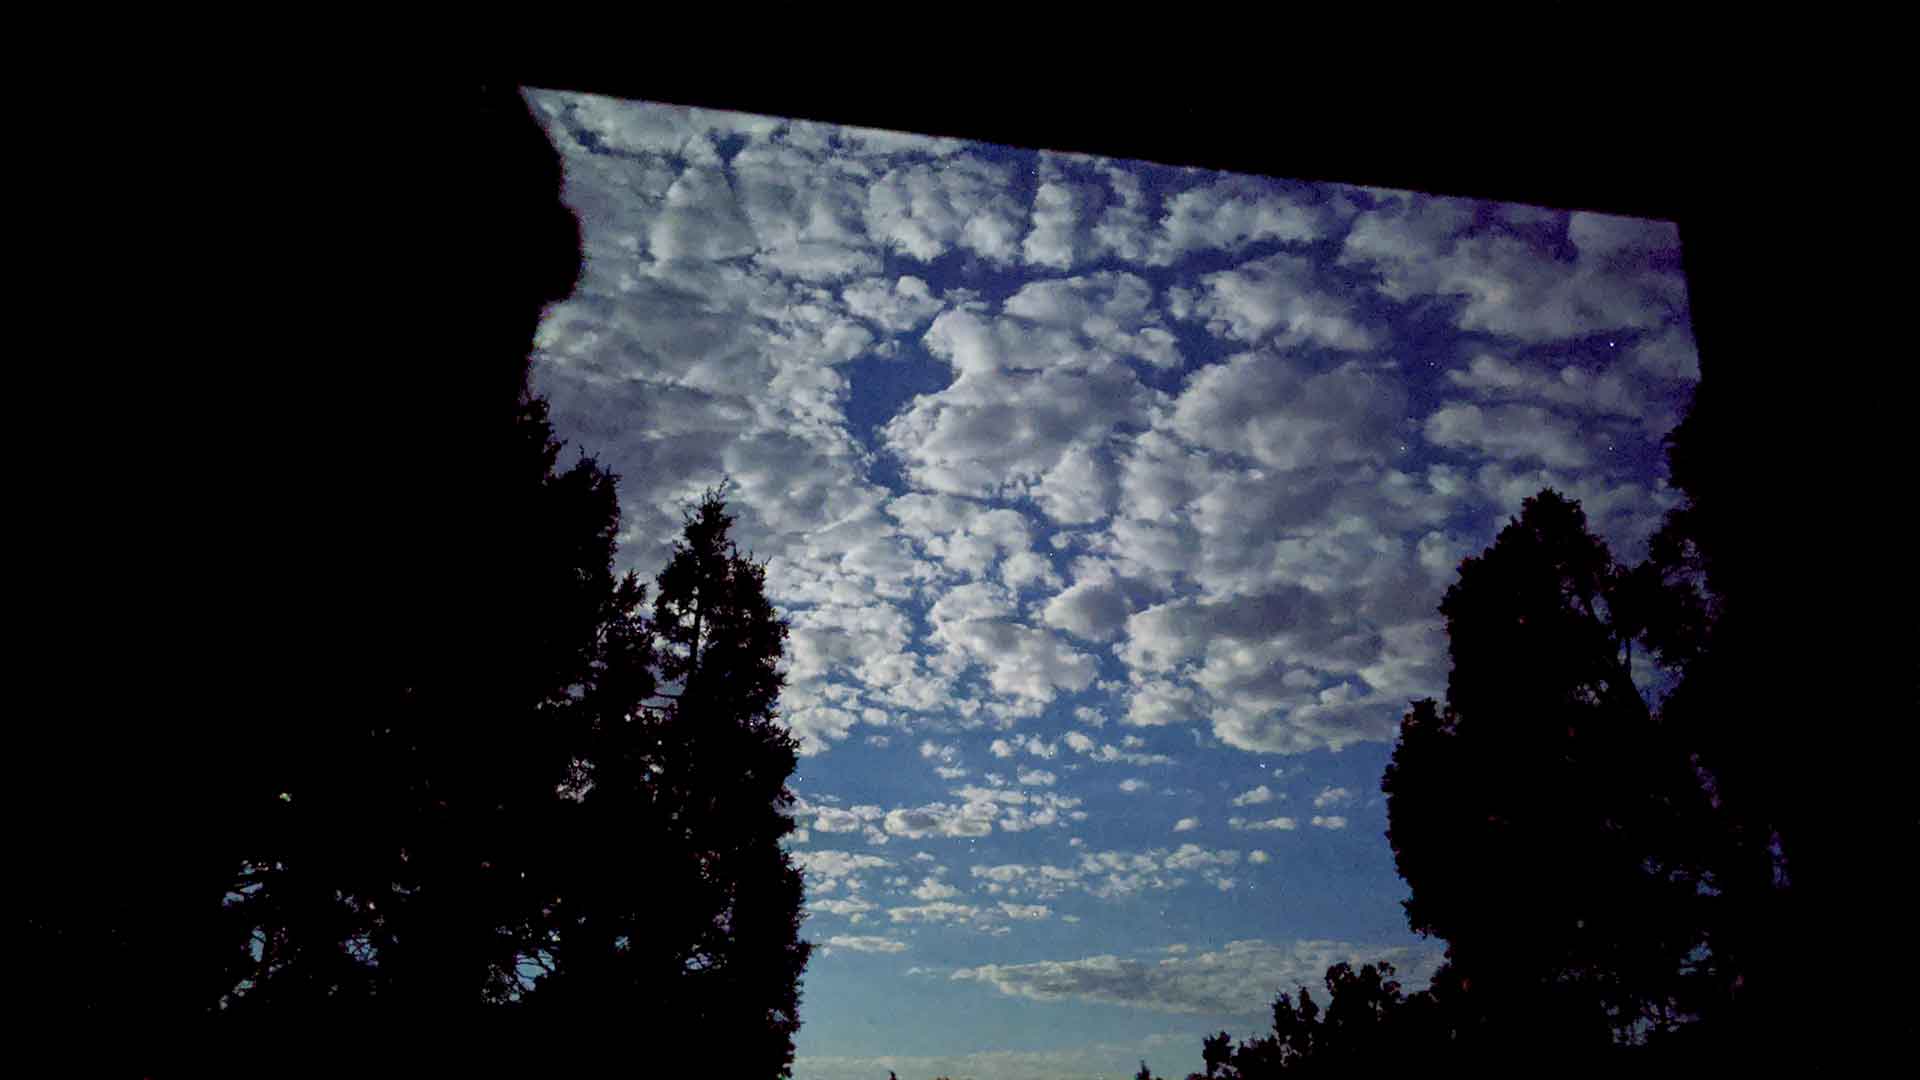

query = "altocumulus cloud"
[825, 935, 908, 954]
[953, 939, 1442, 1015]
[528, 90, 1700, 1078]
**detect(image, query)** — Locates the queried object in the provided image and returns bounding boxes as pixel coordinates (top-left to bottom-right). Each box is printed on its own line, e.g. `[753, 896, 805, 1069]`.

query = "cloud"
[1312, 786, 1354, 809]
[883, 802, 997, 840]
[1229, 816, 1298, 831]
[1446, 353, 1643, 416]
[953, 939, 1442, 1015]
[998, 902, 1052, 921]
[1021, 179, 1095, 270]
[841, 274, 946, 334]
[1340, 196, 1687, 342]
[825, 934, 908, 954]
[1173, 817, 1201, 833]
[969, 863, 1085, 900]
[1042, 579, 1136, 642]
[888, 901, 984, 925]
[1125, 678, 1204, 728]
[1119, 779, 1150, 794]
[1150, 181, 1325, 265]
[812, 897, 878, 918]
[1232, 785, 1276, 807]
[925, 583, 1100, 705]
[1168, 354, 1406, 471]
[796, 851, 893, 890]
[1086, 742, 1178, 766]
[1248, 850, 1271, 864]
[1003, 272, 1180, 369]
[1064, 731, 1096, 754]
[1424, 402, 1592, 468]
[1017, 768, 1058, 787]
[1177, 255, 1378, 349]
[865, 159, 1025, 263]
[881, 308, 1159, 510]
[911, 876, 961, 901]
[1310, 815, 1349, 830]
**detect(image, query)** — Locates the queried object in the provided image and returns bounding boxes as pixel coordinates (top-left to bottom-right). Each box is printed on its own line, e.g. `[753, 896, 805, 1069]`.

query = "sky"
[523, 89, 1700, 1080]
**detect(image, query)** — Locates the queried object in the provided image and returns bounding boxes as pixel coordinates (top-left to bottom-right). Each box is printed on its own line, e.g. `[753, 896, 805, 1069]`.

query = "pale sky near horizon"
[524, 88, 1698, 1080]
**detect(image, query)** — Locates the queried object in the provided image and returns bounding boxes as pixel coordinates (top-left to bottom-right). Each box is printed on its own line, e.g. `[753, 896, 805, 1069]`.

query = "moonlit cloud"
[827, 934, 908, 953]
[953, 939, 1442, 1015]
[530, 92, 1696, 1078]
[1312, 786, 1353, 809]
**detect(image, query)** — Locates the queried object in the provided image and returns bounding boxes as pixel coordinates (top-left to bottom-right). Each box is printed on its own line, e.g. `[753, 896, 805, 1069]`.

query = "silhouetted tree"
[1381, 490, 1721, 1057]
[18, 81, 590, 1065]
[1188, 960, 1478, 1078]
[516, 491, 811, 1077]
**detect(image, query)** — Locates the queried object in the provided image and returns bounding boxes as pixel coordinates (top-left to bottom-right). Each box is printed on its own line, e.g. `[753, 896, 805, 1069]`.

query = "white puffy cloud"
[1425, 402, 1592, 468]
[812, 897, 878, 918]
[888, 901, 984, 925]
[953, 939, 1441, 1015]
[1125, 678, 1204, 728]
[1446, 353, 1644, 416]
[1312, 786, 1354, 809]
[998, 902, 1052, 921]
[1211, 682, 1403, 756]
[1042, 579, 1135, 642]
[841, 274, 945, 334]
[1229, 816, 1298, 831]
[1087, 742, 1178, 766]
[1119, 779, 1150, 794]
[865, 159, 1025, 263]
[925, 581, 1100, 705]
[1310, 815, 1349, 830]
[969, 862, 1085, 900]
[1172, 817, 1201, 833]
[1170, 354, 1406, 472]
[1179, 254, 1378, 350]
[812, 807, 865, 833]
[1150, 181, 1325, 265]
[796, 851, 893, 890]
[1064, 731, 1097, 754]
[1340, 196, 1688, 342]
[826, 934, 908, 953]
[1017, 768, 1058, 787]
[1248, 850, 1271, 865]
[881, 309, 1158, 506]
[911, 876, 961, 901]
[883, 802, 998, 840]
[1022, 180, 1094, 270]
[1003, 272, 1180, 369]
[1232, 785, 1276, 807]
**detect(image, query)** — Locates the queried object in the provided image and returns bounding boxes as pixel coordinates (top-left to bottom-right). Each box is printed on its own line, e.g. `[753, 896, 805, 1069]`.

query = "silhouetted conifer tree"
[1381, 491, 1721, 1058]
[516, 492, 810, 1078]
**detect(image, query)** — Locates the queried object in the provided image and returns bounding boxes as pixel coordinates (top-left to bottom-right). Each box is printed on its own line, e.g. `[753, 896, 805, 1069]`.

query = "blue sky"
[524, 89, 1698, 1080]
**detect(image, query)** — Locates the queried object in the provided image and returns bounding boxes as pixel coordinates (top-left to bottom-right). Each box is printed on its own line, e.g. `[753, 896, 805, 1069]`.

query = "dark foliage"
[18, 84, 809, 1077]
[515, 493, 811, 1076]
[1382, 490, 1721, 1048]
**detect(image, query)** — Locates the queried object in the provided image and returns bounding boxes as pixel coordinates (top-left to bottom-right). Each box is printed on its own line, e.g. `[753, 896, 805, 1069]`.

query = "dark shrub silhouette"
[18, 84, 810, 1077]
